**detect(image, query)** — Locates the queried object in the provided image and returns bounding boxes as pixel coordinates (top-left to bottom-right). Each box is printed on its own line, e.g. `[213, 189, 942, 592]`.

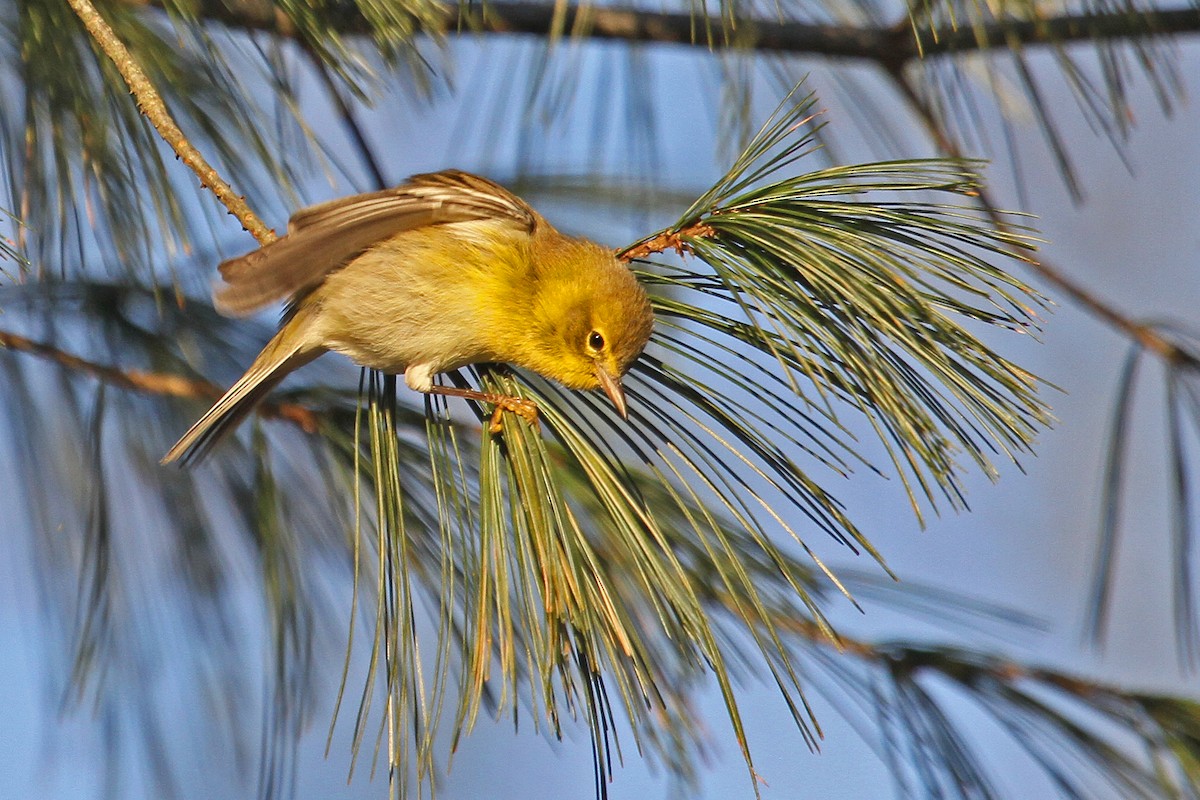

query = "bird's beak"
[595, 364, 628, 419]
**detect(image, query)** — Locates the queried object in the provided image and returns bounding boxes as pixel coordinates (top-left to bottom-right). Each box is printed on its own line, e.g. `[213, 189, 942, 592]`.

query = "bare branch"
[67, 0, 276, 245]
[886, 68, 1197, 368]
[0, 327, 320, 432]
[619, 221, 716, 261]
[475, 3, 1200, 64]
[139, 0, 1200, 64]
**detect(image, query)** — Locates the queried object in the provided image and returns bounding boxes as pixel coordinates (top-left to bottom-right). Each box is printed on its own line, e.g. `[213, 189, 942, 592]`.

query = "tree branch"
[886, 67, 1198, 367]
[740, 596, 1185, 752]
[474, 3, 1200, 63]
[67, 0, 276, 245]
[620, 220, 717, 261]
[143, 0, 1200, 64]
[0, 327, 319, 431]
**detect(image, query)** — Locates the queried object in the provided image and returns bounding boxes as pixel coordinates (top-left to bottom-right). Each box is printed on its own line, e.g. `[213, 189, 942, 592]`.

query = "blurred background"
[2, 4, 1199, 798]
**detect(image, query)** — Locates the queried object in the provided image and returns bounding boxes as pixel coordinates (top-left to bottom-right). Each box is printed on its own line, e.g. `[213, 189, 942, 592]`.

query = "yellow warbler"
[163, 170, 654, 464]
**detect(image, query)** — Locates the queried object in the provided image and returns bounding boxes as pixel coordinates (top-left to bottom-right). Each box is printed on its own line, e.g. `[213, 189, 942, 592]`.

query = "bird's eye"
[588, 330, 606, 351]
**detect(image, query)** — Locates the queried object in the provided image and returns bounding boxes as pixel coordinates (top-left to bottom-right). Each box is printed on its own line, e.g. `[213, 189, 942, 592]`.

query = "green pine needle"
[351, 87, 1052, 798]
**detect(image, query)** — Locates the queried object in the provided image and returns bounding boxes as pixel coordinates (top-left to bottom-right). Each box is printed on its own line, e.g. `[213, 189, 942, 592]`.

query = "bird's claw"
[489, 396, 540, 434]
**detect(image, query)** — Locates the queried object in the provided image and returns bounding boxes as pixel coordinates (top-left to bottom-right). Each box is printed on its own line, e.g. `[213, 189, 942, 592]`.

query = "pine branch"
[66, 0, 276, 245]
[138, 0, 1200, 64]
[768, 603, 1136, 704]
[470, 3, 1200, 64]
[884, 64, 1200, 663]
[772, 606, 1200, 800]
[887, 68, 1200, 369]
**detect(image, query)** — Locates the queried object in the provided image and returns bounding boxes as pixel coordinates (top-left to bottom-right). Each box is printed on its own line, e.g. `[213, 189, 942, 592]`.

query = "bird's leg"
[424, 385, 540, 433]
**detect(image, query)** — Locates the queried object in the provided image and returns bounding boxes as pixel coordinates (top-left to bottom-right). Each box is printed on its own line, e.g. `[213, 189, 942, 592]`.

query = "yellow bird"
[164, 170, 655, 464]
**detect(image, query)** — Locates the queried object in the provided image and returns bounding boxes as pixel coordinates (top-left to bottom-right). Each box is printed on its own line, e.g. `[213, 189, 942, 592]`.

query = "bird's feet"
[424, 384, 539, 433]
[488, 396, 539, 433]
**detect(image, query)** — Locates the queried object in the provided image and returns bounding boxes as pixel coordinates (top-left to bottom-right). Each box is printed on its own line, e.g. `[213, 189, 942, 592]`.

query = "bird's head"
[516, 235, 654, 417]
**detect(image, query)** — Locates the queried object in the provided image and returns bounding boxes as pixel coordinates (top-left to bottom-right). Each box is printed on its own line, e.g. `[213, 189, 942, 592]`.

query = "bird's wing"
[214, 170, 539, 316]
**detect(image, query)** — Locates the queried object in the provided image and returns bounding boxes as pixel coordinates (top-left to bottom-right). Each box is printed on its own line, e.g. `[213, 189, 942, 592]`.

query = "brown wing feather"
[214, 170, 538, 316]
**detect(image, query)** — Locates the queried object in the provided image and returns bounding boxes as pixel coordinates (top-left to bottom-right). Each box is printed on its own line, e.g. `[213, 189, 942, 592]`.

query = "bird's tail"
[162, 322, 321, 466]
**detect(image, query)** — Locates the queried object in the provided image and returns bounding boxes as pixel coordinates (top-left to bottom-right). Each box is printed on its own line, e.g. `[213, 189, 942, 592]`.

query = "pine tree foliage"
[0, 0, 1197, 798]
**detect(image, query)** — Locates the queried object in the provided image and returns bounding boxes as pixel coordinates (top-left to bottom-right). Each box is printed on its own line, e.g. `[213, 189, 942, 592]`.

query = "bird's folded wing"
[214, 170, 538, 316]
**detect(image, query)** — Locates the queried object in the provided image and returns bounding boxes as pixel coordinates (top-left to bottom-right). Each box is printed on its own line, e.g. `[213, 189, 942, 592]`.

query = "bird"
[162, 170, 655, 465]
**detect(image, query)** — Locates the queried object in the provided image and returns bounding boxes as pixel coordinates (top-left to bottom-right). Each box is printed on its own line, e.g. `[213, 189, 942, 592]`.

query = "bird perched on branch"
[163, 170, 654, 465]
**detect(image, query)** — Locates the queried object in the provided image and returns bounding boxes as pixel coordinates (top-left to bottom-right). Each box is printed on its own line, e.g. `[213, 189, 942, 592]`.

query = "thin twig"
[66, 0, 276, 245]
[0, 327, 319, 431]
[620, 221, 717, 261]
[887, 67, 1187, 364]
